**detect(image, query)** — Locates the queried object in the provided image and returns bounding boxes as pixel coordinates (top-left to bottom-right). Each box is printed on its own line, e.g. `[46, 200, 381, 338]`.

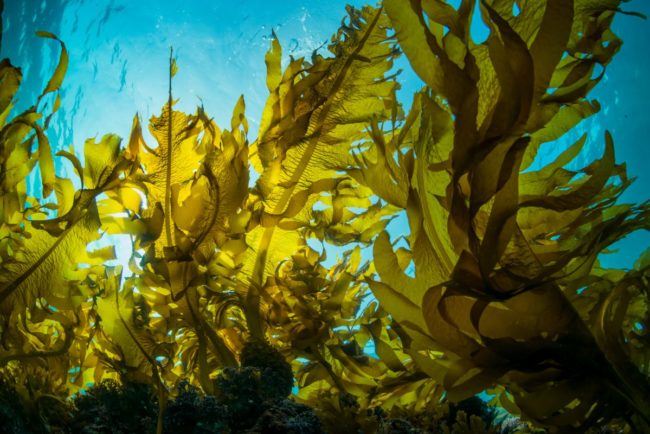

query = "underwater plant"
[366, 1, 650, 431]
[0, 1, 648, 433]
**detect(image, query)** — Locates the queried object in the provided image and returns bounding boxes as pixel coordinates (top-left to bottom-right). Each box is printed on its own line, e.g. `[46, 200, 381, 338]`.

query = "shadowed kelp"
[0, 1, 648, 433]
[359, 0, 650, 431]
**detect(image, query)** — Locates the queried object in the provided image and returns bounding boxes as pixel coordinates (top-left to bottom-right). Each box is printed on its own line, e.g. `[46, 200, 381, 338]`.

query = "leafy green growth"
[0, 1, 648, 433]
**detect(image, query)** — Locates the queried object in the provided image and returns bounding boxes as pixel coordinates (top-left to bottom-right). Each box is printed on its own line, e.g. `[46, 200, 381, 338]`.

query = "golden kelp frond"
[93, 62, 253, 400]
[0, 34, 139, 403]
[95, 270, 173, 382]
[305, 180, 400, 246]
[0, 37, 105, 336]
[262, 241, 439, 413]
[369, 0, 650, 430]
[243, 5, 400, 338]
[0, 2, 648, 432]
[117, 73, 249, 257]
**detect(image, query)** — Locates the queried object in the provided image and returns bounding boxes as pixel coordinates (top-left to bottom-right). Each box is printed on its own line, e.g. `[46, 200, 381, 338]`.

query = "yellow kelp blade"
[244, 5, 399, 338]
[377, 0, 650, 430]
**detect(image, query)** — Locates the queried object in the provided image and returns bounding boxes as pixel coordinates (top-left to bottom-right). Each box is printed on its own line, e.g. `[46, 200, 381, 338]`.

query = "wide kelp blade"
[374, 0, 650, 429]
[0, 35, 144, 403]
[0, 132, 137, 301]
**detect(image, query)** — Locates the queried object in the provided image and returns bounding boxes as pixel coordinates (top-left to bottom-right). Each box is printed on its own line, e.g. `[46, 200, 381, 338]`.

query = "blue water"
[2, 0, 649, 407]
[2, 1, 375, 144]
[1, 1, 648, 269]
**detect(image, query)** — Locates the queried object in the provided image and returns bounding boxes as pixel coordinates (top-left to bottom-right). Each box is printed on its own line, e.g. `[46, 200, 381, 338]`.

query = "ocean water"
[1, 0, 376, 270]
[3, 0, 648, 272]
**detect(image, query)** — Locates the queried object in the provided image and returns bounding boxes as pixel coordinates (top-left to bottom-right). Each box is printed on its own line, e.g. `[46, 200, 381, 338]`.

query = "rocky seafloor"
[0, 341, 630, 434]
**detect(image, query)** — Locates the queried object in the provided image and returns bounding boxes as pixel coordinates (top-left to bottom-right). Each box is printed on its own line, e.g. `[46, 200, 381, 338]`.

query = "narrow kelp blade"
[243, 5, 400, 338]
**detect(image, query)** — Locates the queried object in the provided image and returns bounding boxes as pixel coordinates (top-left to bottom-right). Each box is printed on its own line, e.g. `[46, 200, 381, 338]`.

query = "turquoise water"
[2, 0, 648, 271]
[3, 0, 371, 145]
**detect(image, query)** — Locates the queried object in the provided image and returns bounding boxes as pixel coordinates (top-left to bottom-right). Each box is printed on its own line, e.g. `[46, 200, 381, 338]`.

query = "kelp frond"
[0, 2, 648, 432]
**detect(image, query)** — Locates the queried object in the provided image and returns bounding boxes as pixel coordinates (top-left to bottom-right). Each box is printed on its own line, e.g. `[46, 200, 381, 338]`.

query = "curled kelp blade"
[366, 0, 650, 430]
[0, 33, 150, 407]
[243, 5, 400, 338]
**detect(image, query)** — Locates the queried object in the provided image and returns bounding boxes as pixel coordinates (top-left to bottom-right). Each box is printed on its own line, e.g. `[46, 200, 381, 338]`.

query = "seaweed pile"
[0, 1, 648, 433]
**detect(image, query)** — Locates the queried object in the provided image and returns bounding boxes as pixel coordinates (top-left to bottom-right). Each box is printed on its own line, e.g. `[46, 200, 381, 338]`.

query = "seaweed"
[0, 1, 648, 433]
[362, 0, 650, 431]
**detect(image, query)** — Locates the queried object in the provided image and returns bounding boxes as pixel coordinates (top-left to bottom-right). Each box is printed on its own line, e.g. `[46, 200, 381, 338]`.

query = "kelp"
[244, 5, 400, 339]
[0, 33, 122, 374]
[0, 1, 648, 433]
[359, 0, 650, 431]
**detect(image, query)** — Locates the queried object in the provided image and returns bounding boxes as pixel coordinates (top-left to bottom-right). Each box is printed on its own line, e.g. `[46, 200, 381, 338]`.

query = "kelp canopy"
[1, 0, 649, 433]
